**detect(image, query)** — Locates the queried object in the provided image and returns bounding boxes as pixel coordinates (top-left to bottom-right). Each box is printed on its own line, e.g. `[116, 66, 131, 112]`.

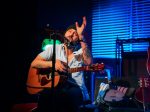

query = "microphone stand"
[66, 45, 69, 79]
[50, 33, 57, 112]
[64, 38, 75, 83]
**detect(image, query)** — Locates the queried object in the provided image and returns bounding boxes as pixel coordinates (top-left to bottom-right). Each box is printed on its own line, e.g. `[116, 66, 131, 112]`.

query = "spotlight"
[41, 38, 61, 51]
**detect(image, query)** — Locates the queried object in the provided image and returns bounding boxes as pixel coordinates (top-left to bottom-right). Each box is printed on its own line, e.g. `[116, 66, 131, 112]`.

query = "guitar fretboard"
[38, 63, 104, 74]
[68, 65, 104, 73]
[68, 66, 88, 73]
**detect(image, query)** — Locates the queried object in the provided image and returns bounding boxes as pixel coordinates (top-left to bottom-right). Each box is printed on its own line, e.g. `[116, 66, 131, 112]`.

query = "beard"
[64, 37, 80, 49]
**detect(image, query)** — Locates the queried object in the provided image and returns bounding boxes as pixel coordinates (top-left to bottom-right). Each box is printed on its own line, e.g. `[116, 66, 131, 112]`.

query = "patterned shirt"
[39, 44, 90, 101]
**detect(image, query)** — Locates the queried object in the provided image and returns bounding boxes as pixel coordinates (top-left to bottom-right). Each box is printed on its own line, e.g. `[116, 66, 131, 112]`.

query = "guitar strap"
[146, 46, 150, 75]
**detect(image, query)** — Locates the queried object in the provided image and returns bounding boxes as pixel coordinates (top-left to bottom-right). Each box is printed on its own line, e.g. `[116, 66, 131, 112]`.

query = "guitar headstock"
[139, 76, 150, 88]
[89, 63, 105, 71]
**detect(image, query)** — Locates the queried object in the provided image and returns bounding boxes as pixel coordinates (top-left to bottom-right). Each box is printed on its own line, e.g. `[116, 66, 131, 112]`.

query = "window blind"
[92, 0, 150, 58]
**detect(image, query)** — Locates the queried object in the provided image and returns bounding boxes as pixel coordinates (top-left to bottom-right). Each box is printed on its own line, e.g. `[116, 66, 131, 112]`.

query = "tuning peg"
[138, 80, 142, 87]
[95, 63, 98, 66]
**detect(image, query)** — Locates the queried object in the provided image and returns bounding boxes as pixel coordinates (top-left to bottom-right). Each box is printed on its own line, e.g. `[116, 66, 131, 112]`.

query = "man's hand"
[75, 16, 87, 40]
[55, 60, 67, 72]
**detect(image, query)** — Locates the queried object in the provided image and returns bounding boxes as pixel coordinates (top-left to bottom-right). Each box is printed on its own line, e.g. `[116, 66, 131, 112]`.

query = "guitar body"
[135, 87, 150, 103]
[147, 46, 150, 75]
[26, 63, 104, 94]
[135, 46, 150, 104]
[26, 67, 61, 94]
[104, 89, 125, 102]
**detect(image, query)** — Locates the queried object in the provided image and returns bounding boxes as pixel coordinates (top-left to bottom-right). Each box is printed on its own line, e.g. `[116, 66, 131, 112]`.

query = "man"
[31, 16, 92, 112]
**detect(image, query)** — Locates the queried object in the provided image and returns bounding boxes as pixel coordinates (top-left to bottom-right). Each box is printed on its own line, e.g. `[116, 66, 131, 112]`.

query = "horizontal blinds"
[92, 0, 150, 58]
[131, 0, 150, 51]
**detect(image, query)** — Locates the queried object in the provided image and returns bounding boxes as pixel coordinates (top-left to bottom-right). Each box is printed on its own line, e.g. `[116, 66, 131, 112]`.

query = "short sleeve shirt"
[39, 44, 90, 101]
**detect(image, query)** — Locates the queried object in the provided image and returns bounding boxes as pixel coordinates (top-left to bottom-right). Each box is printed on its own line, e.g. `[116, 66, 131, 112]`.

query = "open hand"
[75, 16, 87, 37]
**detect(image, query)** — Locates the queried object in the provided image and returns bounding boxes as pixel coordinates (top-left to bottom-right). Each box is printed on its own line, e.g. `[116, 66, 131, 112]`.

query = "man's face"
[64, 29, 79, 42]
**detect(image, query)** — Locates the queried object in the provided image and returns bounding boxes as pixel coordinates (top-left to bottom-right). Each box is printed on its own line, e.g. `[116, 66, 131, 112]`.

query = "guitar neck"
[68, 66, 87, 73]
[38, 63, 104, 74]
[68, 65, 102, 73]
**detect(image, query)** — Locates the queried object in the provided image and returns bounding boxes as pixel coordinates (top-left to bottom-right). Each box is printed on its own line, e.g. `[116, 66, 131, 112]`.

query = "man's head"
[64, 24, 80, 49]
[64, 24, 79, 42]
[65, 24, 76, 33]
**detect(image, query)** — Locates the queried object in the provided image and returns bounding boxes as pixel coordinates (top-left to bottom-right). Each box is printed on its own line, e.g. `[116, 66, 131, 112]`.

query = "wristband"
[79, 38, 86, 42]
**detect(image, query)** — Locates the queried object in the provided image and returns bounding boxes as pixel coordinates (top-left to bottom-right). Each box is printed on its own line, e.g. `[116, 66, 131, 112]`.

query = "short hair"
[64, 24, 76, 34]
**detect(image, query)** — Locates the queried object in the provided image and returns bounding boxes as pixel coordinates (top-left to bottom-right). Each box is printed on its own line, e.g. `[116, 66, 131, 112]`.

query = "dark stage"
[1, 0, 150, 112]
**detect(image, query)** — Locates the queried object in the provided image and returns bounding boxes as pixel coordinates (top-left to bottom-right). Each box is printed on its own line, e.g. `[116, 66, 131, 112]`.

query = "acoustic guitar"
[135, 46, 150, 104]
[26, 63, 104, 94]
[147, 46, 150, 75]
[104, 89, 125, 102]
[135, 76, 150, 104]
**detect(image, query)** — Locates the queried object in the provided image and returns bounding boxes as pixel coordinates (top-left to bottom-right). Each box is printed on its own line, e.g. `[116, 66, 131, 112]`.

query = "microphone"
[64, 37, 79, 49]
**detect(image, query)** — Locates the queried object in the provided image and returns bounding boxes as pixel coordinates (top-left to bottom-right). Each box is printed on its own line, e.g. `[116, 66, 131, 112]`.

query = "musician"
[30, 16, 92, 112]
